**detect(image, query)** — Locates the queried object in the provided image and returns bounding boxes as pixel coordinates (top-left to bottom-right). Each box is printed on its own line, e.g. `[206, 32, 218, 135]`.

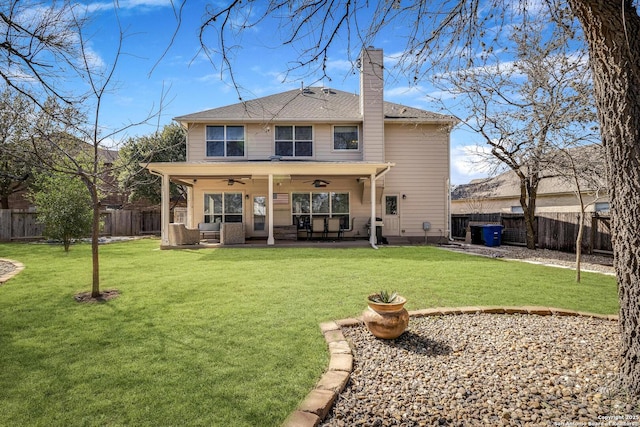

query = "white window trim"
[274, 125, 314, 158]
[332, 124, 361, 152]
[205, 125, 246, 158]
[291, 191, 351, 227]
[203, 192, 245, 223]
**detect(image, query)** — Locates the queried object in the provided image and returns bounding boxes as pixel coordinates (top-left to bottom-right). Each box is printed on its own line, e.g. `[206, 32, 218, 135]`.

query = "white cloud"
[84, 0, 174, 13]
[385, 85, 426, 98]
[325, 59, 356, 73]
[450, 143, 494, 185]
[383, 50, 406, 68]
[81, 44, 106, 71]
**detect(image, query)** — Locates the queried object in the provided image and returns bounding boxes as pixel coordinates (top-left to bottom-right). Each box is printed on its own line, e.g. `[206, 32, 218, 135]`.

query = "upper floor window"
[275, 125, 312, 157]
[206, 125, 245, 157]
[333, 125, 359, 150]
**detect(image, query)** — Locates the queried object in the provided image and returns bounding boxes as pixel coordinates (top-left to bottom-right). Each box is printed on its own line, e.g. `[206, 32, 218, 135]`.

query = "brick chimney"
[360, 47, 384, 162]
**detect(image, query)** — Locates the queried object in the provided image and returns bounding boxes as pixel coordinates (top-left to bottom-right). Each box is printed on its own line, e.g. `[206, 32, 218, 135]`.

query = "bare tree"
[198, 0, 640, 395]
[26, 9, 166, 299]
[0, 0, 85, 106]
[553, 145, 607, 282]
[431, 17, 598, 249]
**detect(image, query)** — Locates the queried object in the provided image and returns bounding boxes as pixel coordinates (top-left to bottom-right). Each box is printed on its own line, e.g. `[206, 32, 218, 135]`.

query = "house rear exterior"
[146, 48, 457, 247]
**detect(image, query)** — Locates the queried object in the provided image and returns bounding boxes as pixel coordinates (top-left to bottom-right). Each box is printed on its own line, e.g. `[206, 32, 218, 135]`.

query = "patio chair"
[220, 222, 245, 245]
[308, 217, 326, 240]
[198, 222, 220, 241]
[326, 217, 343, 240]
[168, 223, 200, 246]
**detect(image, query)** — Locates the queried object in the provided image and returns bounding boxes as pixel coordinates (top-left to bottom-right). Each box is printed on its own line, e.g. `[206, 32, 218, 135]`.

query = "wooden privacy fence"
[451, 212, 612, 255]
[0, 209, 44, 241]
[100, 210, 161, 237]
[0, 209, 161, 241]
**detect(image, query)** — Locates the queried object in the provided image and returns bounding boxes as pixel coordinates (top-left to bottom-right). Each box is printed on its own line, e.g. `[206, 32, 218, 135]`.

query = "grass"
[0, 239, 618, 426]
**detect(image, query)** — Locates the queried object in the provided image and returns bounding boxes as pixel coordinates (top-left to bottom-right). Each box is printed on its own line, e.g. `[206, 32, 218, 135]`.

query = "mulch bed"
[74, 289, 120, 303]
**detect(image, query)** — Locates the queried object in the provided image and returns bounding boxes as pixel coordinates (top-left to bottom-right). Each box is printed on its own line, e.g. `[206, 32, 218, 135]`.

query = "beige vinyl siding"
[246, 124, 272, 159]
[186, 123, 271, 161]
[318, 124, 364, 161]
[186, 124, 205, 162]
[186, 122, 365, 162]
[384, 123, 450, 237]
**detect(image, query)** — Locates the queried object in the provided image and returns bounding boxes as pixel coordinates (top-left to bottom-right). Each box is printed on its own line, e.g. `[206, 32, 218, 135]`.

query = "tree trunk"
[519, 176, 537, 250]
[569, 0, 640, 395]
[575, 211, 584, 283]
[90, 188, 101, 298]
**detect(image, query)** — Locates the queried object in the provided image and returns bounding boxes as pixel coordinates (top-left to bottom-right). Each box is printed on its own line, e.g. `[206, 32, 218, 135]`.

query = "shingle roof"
[174, 87, 454, 124]
[451, 145, 607, 200]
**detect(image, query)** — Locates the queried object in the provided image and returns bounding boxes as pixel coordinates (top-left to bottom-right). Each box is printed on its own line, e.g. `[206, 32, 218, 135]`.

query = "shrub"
[28, 172, 92, 251]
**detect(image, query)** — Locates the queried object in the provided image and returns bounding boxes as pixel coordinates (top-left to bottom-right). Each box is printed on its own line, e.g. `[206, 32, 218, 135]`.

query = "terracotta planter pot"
[363, 295, 409, 339]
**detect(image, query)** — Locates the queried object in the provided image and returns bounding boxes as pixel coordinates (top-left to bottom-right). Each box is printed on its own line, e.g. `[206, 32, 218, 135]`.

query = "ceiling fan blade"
[226, 178, 246, 185]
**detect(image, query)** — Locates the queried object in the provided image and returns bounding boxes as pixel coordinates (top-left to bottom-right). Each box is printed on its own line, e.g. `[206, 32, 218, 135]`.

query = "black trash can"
[470, 225, 483, 245]
[368, 217, 387, 244]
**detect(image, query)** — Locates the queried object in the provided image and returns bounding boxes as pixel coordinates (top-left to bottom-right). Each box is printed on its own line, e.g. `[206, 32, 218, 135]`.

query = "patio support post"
[161, 173, 170, 246]
[186, 186, 194, 228]
[267, 173, 275, 245]
[370, 173, 377, 248]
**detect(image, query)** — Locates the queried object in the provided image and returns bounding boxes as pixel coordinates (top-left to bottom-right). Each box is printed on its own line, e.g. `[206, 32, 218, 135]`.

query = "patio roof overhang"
[145, 160, 395, 184]
[147, 160, 395, 248]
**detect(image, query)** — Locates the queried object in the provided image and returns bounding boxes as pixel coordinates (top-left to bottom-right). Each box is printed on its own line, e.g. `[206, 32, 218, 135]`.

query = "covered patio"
[145, 160, 394, 248]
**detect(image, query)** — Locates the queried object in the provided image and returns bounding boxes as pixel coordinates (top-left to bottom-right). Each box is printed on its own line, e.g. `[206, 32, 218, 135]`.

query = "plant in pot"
[362, 290, 409, 339]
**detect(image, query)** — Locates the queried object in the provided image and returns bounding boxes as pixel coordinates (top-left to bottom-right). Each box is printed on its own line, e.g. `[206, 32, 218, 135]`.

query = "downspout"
[370, 173, 377, 249]
[370, 165, 393, 249]
[447, 178, 453, 242]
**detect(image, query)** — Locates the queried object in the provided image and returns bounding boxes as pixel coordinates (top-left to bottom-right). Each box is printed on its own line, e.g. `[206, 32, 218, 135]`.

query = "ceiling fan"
[305, 179, 330, 188]
[225, 178, 246, 186]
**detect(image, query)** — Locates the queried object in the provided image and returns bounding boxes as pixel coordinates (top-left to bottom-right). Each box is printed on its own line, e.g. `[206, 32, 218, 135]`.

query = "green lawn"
[0, 239, 618, 426]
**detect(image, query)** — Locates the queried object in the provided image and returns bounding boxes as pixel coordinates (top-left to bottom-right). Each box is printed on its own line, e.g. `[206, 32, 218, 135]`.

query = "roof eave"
[145, 160, 395, 178]
[173, 117, 363, 124]
[384, 116, 459, 125]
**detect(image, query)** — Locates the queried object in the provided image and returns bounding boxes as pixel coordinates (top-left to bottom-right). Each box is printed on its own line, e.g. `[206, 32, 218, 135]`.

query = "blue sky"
[80, 0, 489, 185]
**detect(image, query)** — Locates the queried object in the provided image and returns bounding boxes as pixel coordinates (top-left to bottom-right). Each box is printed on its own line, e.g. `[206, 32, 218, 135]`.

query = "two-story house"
[146, 48, 457, 247]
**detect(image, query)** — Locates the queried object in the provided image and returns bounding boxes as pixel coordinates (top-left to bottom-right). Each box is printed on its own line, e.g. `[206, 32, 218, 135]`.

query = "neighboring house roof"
[99, 147, 118, 164]
[452, 144, 607, 201]
[174, 87, 455, 124]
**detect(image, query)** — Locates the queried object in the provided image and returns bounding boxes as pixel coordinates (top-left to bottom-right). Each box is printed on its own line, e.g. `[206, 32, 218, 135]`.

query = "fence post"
[0, 209, 11, 241]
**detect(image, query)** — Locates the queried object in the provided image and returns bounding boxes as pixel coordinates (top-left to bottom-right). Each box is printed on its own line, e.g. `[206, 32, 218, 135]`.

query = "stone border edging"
[282, 306, 618, 427]
[0, 258, 25, 284]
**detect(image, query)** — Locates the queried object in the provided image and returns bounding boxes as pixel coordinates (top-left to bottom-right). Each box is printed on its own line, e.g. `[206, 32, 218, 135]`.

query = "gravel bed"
[442, 244, 615, 275]
[0, 259, 17, 278]
[321, 315, 637, 426]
